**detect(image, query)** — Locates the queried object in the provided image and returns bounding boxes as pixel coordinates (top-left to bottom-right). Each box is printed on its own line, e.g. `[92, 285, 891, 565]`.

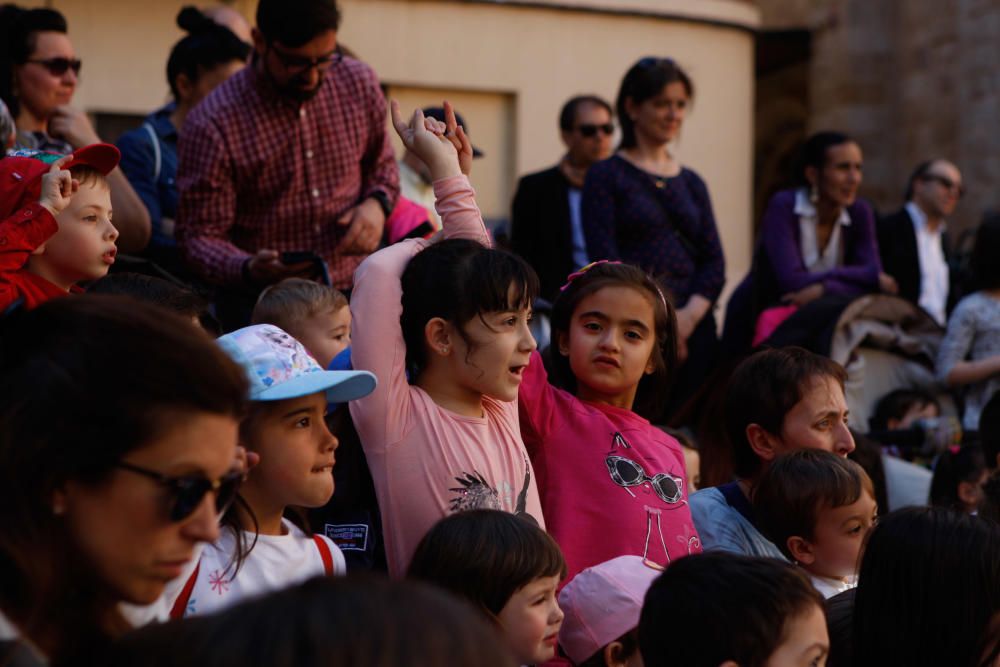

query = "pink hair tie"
[559, 260, 622, 292]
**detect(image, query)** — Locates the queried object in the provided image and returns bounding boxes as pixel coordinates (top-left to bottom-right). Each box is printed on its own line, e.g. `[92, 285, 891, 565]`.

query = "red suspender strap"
[169, 560, 201, 619]
[313, 534, 334, 576]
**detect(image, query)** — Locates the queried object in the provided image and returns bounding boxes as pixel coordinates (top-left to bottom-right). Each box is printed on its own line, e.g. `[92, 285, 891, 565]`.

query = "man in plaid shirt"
[176, 0, 398, 291]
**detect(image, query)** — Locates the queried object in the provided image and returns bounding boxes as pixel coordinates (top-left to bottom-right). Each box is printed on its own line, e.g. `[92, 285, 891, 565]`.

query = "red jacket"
[0, 202, 71, 311]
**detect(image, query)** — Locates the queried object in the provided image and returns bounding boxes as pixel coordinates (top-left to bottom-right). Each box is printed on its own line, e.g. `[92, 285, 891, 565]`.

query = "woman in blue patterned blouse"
[582, 57, 725, 419]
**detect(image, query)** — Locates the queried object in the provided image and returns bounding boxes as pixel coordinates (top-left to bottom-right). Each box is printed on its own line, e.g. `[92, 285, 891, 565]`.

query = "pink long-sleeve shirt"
[349, 174, 544, 577]
[519, 350, 701, 583]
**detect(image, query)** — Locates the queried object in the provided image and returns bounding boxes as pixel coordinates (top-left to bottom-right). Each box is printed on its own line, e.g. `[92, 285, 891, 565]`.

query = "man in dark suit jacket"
[510, 95, 613, 302]
[877, 159, 963, 325]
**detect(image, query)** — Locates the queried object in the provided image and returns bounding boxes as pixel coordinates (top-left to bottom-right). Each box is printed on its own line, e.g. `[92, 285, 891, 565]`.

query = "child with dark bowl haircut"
[639, 552, 828, 667]
[754, 450, 877, 598]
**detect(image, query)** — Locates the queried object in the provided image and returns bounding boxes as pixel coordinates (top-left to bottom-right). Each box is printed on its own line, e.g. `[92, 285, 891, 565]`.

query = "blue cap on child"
[217, 324, 376, 403]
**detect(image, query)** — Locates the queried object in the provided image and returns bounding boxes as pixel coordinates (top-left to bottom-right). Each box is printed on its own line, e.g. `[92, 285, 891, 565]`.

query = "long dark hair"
[615, 57, 693, 150]
[549, 261, 677, 420]
[0, 296, 247, 662]
[971, 213, 1000, 291]
[853, 507, 1000, 667]
[167, 6, 250, 100]
[0, 4, 68, 118]
[400, 239, 538, 381]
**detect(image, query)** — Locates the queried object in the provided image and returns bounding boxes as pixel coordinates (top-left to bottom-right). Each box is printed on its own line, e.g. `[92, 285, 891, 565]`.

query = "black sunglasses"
[116, 461, 244, 522]
[577, 123, 614, 138]
[27, 57, 82, 76]
[268, 44, 342, 73]
[637, 56, 676, 70]
[922, 173, 965, 197]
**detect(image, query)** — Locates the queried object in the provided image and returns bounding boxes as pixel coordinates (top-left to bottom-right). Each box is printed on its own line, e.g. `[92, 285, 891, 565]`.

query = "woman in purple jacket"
[722, 131, 896, 354]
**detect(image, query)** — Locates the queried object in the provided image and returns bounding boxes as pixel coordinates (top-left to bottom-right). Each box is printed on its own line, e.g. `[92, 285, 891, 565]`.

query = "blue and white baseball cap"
[217, 324, 375, 403]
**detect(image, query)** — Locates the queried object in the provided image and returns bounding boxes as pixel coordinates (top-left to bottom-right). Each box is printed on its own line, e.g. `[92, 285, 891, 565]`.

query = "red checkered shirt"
[176, 58, 399, 289]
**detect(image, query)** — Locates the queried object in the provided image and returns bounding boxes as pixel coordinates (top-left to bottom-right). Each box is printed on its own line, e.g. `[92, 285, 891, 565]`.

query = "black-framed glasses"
[606, 432, 684, 504]
[116, 461, 244, 522]
[577, 123, 614, 138]
[268, 43, 342, 74]
[26, 57, 82, 76]
[922, 173, 965, 198]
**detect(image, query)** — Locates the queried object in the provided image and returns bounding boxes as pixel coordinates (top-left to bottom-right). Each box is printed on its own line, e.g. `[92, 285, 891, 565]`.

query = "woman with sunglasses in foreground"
[581, 57, 725, 422]
[0, 4, 151, 252]
[0, 296, 248, 665]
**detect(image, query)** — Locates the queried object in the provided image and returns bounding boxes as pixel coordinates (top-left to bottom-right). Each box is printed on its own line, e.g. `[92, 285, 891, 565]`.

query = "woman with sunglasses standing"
[0, 4, 152, 252]
[0, 296, 248, 665]
[582, 58, 725, 422]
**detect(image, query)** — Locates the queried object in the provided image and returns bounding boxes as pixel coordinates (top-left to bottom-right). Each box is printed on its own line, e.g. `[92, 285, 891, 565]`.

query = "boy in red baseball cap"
[0, 143, 120, 311]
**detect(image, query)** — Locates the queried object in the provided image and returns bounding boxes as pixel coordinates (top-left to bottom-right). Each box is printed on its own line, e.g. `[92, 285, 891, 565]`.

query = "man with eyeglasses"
[877, 159, 964, 325]
[511, 95, 614, 302]
[176, 0, 398, 305]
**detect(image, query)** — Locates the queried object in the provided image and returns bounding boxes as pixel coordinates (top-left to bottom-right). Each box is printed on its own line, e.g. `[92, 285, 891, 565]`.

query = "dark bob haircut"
[639, 552, 824, 667]
[400, 238, 539, 381]
[407, 510, 566, 617]
[726, 347, 848, 480]
[549, 261, 677, 420]
[615, 57, 693, 150]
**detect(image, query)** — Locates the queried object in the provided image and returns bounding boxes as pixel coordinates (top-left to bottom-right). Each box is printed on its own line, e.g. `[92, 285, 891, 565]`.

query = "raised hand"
[38, 156, 79, 217]
[442, 100, 474, 176]
[390, 99, 461, 182]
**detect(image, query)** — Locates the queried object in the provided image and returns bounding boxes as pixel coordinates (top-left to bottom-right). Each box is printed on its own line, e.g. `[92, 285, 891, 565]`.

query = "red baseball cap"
[0, 143, 120, 219]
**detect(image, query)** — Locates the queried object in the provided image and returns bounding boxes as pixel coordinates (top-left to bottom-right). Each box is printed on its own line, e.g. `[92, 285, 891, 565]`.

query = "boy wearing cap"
[163, 324, 377, 619]
[558, 555, 661, 666]
[0, 144, 120, 311]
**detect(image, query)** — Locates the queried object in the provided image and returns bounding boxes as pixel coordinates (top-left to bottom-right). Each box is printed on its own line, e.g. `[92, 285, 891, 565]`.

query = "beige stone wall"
[757, 0, 1000, 235]
[21, 0, 759, 304]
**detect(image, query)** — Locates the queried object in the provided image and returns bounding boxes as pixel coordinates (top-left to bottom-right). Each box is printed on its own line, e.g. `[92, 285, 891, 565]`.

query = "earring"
[809, 183, 819, 204]
[439, 346, 449, 354]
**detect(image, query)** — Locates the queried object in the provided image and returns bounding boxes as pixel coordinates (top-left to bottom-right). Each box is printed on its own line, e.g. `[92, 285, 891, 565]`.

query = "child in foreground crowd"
[408, 510, 566, 666]
[349, 101, 543, 575]
[252, 277, 351, 368]
[754, 449, 877, 598]
[163, 324, 376, 618]
[557, 555, 660, 666]
[640, 552, 828, 667]
[0, 144, 120, 311]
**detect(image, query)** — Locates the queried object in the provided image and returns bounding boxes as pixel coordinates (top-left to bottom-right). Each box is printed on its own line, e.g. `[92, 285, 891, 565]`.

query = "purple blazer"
[759, 188, 881, 297]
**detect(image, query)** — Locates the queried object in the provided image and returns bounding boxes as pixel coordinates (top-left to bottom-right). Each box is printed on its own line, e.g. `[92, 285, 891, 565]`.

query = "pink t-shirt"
[350, 175, 544, 577]
[519, 354, 701, 582]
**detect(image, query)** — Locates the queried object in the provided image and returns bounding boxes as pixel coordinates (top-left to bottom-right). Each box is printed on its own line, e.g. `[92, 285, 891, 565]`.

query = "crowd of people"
[1, 1, 999, 665]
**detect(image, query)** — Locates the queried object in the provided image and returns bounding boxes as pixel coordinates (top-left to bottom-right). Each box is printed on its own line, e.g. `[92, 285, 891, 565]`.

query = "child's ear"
[786, 536, 816, 565]
[746, 423, 780, 463]
[603, 640, 630, 667]
[556, 330, 571, 357]
[424, 317, 453, 357]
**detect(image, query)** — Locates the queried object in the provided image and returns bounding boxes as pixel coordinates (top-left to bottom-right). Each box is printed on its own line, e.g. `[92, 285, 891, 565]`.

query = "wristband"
[368, 190, 394, 218]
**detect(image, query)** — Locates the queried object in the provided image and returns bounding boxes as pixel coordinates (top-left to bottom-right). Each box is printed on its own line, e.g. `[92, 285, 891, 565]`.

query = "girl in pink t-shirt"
[349, 103, 544, 575]
[518, 261, 702, 582]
